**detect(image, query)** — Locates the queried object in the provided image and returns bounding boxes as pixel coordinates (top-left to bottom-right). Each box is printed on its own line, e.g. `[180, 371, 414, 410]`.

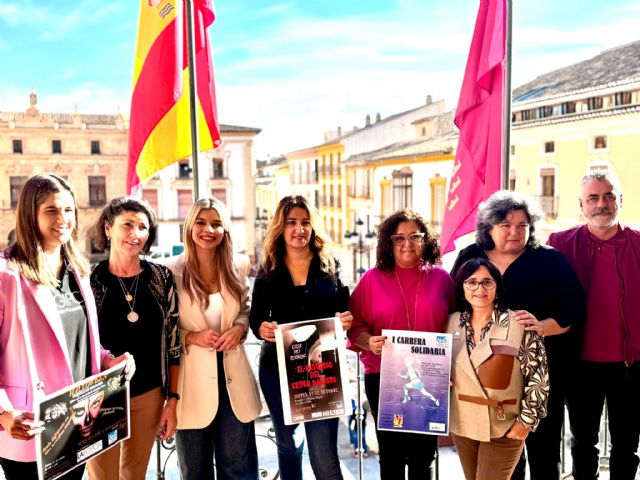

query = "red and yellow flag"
[127, 0, 221, 194]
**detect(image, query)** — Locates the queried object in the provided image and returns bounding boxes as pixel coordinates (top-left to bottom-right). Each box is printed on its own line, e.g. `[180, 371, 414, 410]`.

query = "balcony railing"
[534, 195, 559, 219]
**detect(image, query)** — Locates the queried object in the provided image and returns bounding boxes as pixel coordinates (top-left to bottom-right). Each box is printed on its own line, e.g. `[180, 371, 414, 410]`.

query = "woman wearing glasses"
[348, 209, 454, 479]
[448, 258, 549, 480]
[450, 191, 585, 480]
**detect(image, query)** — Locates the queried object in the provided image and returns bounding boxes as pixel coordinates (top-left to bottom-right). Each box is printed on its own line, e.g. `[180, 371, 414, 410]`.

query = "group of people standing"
[0, 169, 638, 480]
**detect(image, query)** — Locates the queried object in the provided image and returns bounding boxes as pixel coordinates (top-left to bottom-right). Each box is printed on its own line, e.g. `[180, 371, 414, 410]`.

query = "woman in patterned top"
[450, 191, 585, 480]
[88, 197, 180, 480]
[447, 258, 549, 480]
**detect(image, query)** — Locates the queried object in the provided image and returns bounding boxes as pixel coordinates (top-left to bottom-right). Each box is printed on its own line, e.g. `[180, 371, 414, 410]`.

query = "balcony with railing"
[534, 195, 559, 218]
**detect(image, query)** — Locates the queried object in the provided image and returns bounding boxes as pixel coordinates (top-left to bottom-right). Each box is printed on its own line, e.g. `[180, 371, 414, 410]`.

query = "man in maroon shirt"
[548, 170, 640, 480]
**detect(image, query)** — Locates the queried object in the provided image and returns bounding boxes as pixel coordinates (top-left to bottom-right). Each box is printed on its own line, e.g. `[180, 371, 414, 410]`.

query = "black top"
[451, 243, 586, 377]
[97, 267, 163, 397]
[52, 264, 90, 383]
[249, 255, 350, 371]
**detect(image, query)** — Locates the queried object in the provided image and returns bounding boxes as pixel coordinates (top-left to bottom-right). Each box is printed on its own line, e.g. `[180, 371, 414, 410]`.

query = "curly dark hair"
[92, 196, 157, 254]
[476, 190, 542, 250]
[376, 209, 440, 271]
[453, 258, 506, 313]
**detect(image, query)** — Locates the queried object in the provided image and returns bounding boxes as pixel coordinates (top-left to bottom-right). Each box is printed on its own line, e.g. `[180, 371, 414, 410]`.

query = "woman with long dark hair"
[250, 195, 352, 480]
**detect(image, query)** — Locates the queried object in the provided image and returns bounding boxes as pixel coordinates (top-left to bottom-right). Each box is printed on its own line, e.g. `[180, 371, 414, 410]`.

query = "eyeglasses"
[584, 193, 616, 204]
[390, 232, 425, 246]
[463, 279, 497, 291]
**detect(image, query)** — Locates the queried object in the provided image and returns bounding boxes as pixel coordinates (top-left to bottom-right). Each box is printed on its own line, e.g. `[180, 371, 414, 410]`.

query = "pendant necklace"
[117, 273, 140, 323]
[394, 268, 422, 331]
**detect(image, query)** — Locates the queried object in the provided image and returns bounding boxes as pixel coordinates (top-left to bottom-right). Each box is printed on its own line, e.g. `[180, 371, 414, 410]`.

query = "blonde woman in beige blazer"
[164, 198, 261, 480]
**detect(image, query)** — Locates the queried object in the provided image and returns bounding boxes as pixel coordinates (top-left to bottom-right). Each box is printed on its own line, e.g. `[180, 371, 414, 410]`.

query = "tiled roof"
[219, 123, 261, 134]
[344, 134, 456, 166]
[513, 40, 640, 103]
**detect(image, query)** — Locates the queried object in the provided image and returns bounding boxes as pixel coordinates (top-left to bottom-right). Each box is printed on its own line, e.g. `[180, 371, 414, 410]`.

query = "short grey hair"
[476, 190, 543, 250]
[581, 170, 621, 192]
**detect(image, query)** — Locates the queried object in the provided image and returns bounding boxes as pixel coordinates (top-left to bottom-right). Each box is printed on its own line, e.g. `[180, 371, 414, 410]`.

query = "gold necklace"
[394, 268, 422, 331]
[117, 274, 140, 323]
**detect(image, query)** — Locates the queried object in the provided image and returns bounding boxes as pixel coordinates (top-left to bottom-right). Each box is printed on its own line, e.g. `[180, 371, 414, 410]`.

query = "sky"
[1, 0, 639, 158]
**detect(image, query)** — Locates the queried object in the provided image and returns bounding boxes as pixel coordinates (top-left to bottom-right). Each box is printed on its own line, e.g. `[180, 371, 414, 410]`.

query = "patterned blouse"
[459, 309, 549, 431]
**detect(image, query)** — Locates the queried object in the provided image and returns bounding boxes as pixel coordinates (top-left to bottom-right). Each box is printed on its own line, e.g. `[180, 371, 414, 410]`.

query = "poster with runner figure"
[275, 317, 349, 425]
[378, 329, 452, 435]
[35, 362, 130, 480]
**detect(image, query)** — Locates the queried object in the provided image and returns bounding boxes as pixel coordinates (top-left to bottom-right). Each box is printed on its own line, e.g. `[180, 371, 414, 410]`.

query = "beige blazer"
[447, 310, 525, 442]
[163, 254, 261, 429]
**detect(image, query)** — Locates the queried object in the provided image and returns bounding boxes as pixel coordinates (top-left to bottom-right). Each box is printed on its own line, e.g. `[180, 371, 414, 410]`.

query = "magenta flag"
[440, 0, 506, 254]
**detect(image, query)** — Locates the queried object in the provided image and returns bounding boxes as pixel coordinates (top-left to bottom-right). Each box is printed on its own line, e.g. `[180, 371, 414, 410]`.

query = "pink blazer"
[0, 257, 108, 462]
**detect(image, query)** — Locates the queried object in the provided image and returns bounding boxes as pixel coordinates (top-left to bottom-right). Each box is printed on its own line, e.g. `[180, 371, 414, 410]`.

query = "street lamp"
[344, 216, 376, 283]
[254, 208, 269, 264]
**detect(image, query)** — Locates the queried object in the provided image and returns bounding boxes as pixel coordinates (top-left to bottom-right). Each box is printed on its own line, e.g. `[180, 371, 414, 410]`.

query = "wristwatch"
[167, 392, 180, 401]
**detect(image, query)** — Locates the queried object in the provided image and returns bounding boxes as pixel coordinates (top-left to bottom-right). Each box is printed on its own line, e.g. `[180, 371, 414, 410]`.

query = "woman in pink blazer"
[0, 174, 132, 480]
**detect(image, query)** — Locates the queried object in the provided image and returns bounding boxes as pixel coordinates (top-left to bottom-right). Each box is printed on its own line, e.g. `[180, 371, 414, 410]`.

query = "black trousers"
[510, 366, 567, 480]
[566, 361, 640, 480]
[0, 458, 84, 480]
[365, 373, 437, 480]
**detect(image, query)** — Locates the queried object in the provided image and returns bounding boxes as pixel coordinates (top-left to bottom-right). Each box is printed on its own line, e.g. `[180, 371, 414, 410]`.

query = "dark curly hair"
[376, 209, 440, 271]
[453, 258, 506, 313]
[476, 190, 542, 250]
[92, 196, 157, 254]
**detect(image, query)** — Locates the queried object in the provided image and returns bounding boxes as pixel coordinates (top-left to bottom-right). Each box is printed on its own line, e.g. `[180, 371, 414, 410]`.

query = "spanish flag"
[127, 0, 221, 194]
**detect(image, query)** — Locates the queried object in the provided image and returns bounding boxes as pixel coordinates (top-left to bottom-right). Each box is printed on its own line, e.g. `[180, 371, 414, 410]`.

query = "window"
[211, 157, 225, 178]
[211, 188, 227, 205]
[91, 140, 100, 155]
[430, 175, 446, 228]
[52, 140, 62, 154]
[561, 102, 576, 114]
[593, 135, 608, 150]
[392, 168, 413, 210]
[177, 189, 192, 218]
[142, 189, 159, 214]
[10, 176, 27, 207]
[537, 106, 553, 118]
[544, 141, 555, 154]
[88, 176, 106, 207]
[587, 97, 603, 111]
[12, 140, 23, 154]
[540, 168, 555, 197]
[614, 92, 632, 106]
[509, 169, 517, 191]
[177, 159, 191, 179]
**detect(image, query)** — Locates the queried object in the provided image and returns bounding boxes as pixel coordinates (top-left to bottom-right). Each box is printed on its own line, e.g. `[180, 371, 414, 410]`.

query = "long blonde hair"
[262, 195, 335, 275]
[7, 173, 89, 286]
[182, 198, 243, 308]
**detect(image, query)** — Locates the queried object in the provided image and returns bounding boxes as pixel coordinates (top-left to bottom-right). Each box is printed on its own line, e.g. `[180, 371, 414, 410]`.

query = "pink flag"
[440, 0, 506, 253]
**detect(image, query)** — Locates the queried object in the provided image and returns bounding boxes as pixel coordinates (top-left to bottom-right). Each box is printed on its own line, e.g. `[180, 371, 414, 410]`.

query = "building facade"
[1, 92, 262, 260]
[510, 40, 640, 233]
[0, 91, 128, 252]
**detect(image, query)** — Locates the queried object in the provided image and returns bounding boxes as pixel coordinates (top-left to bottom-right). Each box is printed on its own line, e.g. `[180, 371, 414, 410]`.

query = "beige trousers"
[87, 387, 164, 480]
[452, 432, 524, 480]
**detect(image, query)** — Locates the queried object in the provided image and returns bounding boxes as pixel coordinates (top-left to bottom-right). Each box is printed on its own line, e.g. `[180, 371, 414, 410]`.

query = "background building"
[0, 91, 128, 252]
[511, 40, 640, 234]
[1, 92, 262, 260]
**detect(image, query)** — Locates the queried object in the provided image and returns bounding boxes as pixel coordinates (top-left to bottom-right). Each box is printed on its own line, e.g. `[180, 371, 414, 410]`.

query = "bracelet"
[234, 323, 249, 340]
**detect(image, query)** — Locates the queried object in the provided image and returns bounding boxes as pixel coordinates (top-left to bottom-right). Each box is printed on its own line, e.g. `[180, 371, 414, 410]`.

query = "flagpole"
[185, 0, 201, 200]
[502, 0, 513, 190]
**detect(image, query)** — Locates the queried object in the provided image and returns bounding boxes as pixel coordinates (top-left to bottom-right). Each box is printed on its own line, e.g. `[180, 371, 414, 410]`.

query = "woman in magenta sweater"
[348, 209, 454, 480]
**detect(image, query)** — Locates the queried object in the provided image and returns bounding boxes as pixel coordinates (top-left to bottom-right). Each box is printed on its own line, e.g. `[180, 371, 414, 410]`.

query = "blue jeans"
[259, 364, 343, 480]
[176, 354, 258, 480]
